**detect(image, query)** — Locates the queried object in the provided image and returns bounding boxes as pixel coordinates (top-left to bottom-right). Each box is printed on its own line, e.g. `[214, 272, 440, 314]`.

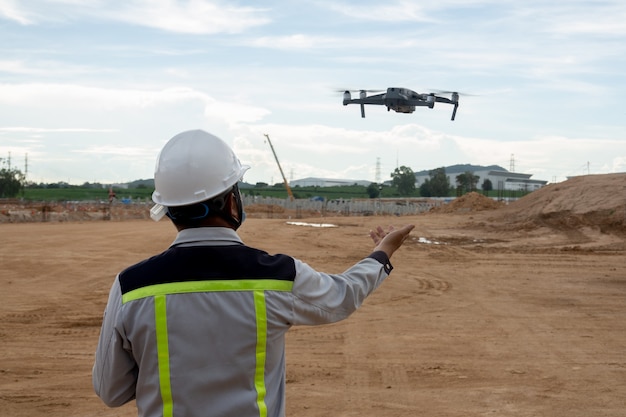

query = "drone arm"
[357, 98, 386, 105]
[433, 94, 459, 120]
[434, 96, 453, 104]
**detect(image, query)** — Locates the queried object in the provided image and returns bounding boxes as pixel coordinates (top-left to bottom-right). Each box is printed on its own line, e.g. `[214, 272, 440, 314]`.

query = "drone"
[342, 87, 460, 120]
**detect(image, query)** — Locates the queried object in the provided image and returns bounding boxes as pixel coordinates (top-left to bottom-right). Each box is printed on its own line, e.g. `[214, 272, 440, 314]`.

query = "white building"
[290, 177, 372, 187]
[289, 166, 547, 191]
[479, 170, 547, 191]
[414, 166, 547, 191]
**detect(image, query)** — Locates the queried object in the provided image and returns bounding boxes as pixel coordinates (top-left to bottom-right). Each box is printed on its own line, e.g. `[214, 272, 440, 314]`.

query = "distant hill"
[127, 179, 154, 188]
[414, 164, 508, 175]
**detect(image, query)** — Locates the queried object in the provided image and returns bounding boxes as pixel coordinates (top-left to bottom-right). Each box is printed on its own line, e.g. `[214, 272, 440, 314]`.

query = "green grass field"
[20, 187, 154, 202]
[17, 184, 527, 202]
[19, 184, 379, 202]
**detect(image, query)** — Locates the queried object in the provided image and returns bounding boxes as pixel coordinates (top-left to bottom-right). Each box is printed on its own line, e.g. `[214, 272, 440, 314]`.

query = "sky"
[1, 0, 625, 187]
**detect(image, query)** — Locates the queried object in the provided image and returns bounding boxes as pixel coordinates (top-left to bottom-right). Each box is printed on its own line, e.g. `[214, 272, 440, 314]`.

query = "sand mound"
[431, 191, 504, 214]
[494, 173, 626, 234]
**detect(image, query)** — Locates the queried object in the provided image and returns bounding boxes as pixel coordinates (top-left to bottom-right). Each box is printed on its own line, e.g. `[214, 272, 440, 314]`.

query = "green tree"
[0, 159, 25, 198]
[391, 166, 416, 196]
[420, 167, 450, 197]
[456, 171, 480, 194]
[366, 183, 381, 198]
[482, 178, 493, 192]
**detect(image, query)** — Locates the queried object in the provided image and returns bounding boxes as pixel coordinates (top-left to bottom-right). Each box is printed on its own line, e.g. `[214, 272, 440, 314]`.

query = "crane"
[263, 133, 295, 201]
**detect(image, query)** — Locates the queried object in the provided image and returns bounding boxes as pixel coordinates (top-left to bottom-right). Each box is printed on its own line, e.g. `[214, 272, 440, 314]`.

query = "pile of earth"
[488, 173, 626, 235]
[430, 191, 505, 214]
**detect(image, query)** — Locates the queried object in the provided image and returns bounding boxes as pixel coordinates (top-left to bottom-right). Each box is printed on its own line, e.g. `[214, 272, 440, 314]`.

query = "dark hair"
[166, 188, 231, 227]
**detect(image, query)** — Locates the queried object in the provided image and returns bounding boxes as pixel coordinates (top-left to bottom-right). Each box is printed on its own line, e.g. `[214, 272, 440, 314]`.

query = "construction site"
[1, 172, 625, 417]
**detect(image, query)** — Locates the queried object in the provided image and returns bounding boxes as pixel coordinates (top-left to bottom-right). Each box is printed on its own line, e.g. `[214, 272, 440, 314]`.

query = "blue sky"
[1, 0, 625, 186]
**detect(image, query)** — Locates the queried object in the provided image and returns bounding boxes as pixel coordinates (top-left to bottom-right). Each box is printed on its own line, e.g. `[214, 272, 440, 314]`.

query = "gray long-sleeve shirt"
[93, 227, 392, 417]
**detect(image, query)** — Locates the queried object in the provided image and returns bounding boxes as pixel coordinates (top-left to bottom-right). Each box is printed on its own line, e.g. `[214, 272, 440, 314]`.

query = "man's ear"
[227, 191, 240, 219]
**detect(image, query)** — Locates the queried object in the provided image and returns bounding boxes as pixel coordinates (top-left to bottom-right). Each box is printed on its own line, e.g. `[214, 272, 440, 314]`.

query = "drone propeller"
[430, 89, 476, 96]
[427, 90, 467, 120]
[335, 88, 385, 93]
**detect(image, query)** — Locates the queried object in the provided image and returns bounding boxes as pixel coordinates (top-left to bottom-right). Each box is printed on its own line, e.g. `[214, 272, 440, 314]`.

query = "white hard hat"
[151, 130, 249, 211]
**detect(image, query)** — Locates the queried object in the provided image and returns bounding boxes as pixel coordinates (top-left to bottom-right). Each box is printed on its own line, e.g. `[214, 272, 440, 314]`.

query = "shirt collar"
[170, 227, 244, 247]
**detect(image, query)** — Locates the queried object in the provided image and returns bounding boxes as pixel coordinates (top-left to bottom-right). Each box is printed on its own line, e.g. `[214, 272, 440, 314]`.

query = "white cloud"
[0, 0, 270, 33]
[248, 33, 419, 51]
[539, 3, 626, 36]
[108, 0, 270, 34]
[73, 145, 152, 156]
[0, 83, 269, 125]
[0, 127, 116, 133]
[250, 34, 332, 50]
[0, 59, 101, 78]
[0, 0, 34, 24]
[322, 0, 434, 22]
[608, 156, 625, 173]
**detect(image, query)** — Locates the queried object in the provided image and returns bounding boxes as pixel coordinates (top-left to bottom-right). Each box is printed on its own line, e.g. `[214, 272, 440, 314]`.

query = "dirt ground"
[1, 173, 625, 417]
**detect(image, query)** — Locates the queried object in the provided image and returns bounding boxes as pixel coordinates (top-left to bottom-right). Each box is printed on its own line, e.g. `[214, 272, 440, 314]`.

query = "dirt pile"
[430, 191, 504, 213]
[492, 173, 626, 234]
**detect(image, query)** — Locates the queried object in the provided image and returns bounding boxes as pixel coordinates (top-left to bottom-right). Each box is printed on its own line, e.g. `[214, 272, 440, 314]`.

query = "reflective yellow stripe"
[122, 279, 292, 416]
[253, 290, 268, 417]
[154, 295, 173, 417]
[122, 279, 293, 304]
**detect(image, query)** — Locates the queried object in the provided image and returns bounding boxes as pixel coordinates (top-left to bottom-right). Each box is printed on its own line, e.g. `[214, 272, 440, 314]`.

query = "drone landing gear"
[451, 103, 458, 121]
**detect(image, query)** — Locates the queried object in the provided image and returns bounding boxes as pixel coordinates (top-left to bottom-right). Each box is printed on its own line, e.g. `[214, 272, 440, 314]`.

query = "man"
[93, 129, 414, 417]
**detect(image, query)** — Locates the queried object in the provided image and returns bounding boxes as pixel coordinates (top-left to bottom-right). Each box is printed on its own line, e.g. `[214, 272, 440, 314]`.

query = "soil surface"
[1, 173, 625, 417]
